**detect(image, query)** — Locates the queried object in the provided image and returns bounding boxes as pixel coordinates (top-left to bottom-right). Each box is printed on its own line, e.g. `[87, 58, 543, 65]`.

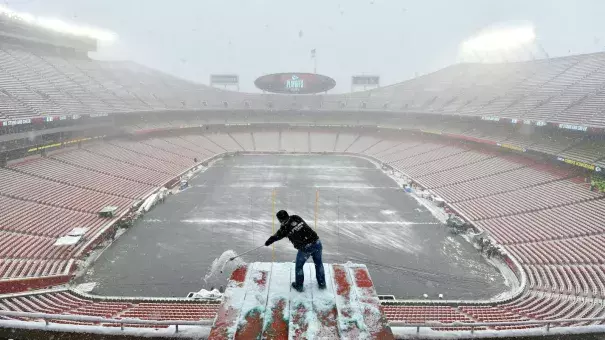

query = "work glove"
[265, 236, 277, 246]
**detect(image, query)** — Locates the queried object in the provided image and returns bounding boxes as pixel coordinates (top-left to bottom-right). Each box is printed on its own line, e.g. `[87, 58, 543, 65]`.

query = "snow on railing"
[69, 287, 221, 304]
[2, 309, 605, 338]
[390, 317, 605, 338]
[0, 310, 212, 332]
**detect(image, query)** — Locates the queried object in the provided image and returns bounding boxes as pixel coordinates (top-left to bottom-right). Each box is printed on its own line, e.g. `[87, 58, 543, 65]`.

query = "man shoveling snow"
[265, 210, 326, 292]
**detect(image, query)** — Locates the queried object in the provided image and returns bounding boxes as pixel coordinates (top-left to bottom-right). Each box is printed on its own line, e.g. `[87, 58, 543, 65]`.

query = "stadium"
[0, 5, 605, 340]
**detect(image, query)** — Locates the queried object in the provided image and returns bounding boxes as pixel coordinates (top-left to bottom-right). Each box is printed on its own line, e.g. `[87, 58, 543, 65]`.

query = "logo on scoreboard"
[255, 72, 335, 94]
[286, 75, 304, 91]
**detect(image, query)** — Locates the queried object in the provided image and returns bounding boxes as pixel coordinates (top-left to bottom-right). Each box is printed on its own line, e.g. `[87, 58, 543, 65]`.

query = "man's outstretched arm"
[265, 226, 288, 246]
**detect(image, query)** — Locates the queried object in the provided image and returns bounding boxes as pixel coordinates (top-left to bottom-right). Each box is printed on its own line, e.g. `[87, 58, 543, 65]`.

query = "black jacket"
[266, 215, 319, 250]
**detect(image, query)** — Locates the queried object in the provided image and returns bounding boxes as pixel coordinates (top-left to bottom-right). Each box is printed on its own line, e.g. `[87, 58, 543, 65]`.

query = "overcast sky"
[8, 0, 605, 92]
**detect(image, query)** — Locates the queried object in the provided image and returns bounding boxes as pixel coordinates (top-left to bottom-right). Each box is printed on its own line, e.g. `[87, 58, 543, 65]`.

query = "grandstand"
[1, 47, 605, 127]
[1, 12, 605, 340]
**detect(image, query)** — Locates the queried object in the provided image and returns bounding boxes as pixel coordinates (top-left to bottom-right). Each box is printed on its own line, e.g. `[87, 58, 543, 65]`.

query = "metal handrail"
[390, 316, 605, 335]
[0, 310, 213, 332]
[1, 310, 602, 332]
[390, 316, 604, 328]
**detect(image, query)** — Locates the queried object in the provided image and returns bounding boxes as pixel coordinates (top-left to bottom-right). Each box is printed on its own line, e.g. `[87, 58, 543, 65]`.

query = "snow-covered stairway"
[343, 264, 395, 339]
[207, 264, 248, 339]
[208, 262, 394, 340]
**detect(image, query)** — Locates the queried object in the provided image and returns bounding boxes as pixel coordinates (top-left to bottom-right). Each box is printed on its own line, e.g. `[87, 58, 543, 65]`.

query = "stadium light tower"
[459, 23, 537, 63]
[0, 5, 117, 42]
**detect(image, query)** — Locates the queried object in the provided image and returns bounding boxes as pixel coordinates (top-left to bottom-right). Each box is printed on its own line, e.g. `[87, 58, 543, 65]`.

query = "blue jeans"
[295, 240, 326, 287]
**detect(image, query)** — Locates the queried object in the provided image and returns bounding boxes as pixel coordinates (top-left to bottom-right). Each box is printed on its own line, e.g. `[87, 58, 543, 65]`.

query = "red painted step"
[332, 264, 365, 339]
[262, 263, 290, 340]
[234, 263, 271, 340]
[263, 298, 289, 340]
[349, 266, 395, 339]
[208, 265, 248, 340]
[212, 262, 392, 340]
[289, 263, 312, 339]
[310, 264, 340, 339]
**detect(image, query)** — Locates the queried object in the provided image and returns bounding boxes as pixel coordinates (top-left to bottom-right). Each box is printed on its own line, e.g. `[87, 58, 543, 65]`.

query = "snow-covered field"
[79, 154, 509, 300]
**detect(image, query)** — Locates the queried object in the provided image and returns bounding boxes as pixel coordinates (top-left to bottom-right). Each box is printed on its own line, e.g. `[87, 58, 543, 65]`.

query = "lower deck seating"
[414, 156, 526, 189]
[0, 168, 133, 214]
[333, 133, 359, 152]
[452, 180, 603, 220]
[433, 166, 564, 203]
[0, 290, 219, 325]
[280, 131, 309, 152]
[86, 143, 184, 175]
[474, 199, 605, 244]
[228, 132, 255, 151]
[382, 305, 473, 324]
[0, 195, 108, 237]
[1, 128, 605, 332]
[0, 259, 72, 279]
[119, 302, 218, 320]
[51, 149, 173, 186]
[0, 138, 214, 281]
[399, 150, 492, 178]
[12, 158, 155, 200]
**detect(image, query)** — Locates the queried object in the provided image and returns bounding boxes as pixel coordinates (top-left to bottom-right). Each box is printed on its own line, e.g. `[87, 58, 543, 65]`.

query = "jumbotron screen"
[254, 73, 336, 94]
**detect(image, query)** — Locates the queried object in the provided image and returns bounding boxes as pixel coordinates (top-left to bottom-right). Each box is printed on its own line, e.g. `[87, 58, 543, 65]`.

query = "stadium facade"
[0, 11, 605, 340]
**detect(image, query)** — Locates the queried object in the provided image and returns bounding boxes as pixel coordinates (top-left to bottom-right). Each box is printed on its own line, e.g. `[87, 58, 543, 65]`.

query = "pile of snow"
[54, 227, 89, 246]
[191, 288, 222, 300]
[203, 250, 245, 284]
[67, 227, 88, 236]
[183, 164, 207, 182]
[408, 192, 449, 224]
[54, 235, 81, 246]
[74, 282, 97, 293]
[138, 193, 157, 213]
[137, 187, 169, 214]
[417, 189, 431, 199]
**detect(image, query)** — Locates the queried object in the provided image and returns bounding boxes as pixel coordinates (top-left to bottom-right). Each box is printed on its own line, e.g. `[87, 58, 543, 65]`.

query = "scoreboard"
[352, 75, 380, 85]
[255, 73, 336, 94]
[210, 74, 239, 91]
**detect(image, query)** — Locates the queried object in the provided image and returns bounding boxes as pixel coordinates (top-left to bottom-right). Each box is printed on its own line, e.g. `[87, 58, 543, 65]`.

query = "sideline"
[344, 152, 527, 306]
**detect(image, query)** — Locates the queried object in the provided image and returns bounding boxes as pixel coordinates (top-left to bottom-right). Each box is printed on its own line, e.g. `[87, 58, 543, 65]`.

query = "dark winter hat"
[276, 210, 289, 223]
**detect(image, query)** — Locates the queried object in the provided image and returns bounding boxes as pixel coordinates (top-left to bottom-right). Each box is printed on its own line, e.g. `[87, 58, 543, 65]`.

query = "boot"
[291, 282, 304, 292]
